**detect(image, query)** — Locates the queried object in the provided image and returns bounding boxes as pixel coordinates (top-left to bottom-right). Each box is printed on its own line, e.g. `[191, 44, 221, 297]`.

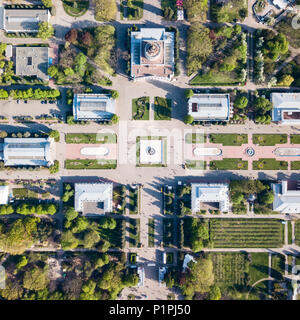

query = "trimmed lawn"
[252, 134, 287, 146]
[211, 0, 248, 23]
[148, 218, 155, 247]
[128, 218, 140, 248]
[291, 161, 300, 170]
[65, 133, 117, 144]
[62, 0, 89, 17]
[127, 0, 144, 20]
[129, 186, 140, 215]
[13, 188, 39, 199]
[210, 158, 248, 170]
[163, 218, 174, 247]
[185, 160, 206, 170]
[210, 133, 248, 146]
[190, 69, 242, 86]
[252, 159, 288, 170]
[295, 220, 300, 246]
[288, 221, 292, 245]
[132, 96, 150, 120]
[185, 133, 206, 144]
[65, 159, 117, 169]
[290, 134, 300, 144]
[154, 97, 172, 120]
[209, 218, 285, 248]
[271, 253, 285, 280]
[249, 252, 269, 285]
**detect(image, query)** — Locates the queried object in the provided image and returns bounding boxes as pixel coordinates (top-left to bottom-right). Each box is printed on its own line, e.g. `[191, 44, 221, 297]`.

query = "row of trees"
[0, 88, 60, 100]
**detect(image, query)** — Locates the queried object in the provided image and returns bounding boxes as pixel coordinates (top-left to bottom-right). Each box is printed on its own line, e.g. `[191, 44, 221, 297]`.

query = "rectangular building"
[74, 183, 113, 215]
[191, 183, 230, 213]
[272, 180, 300, 213]
[2, 8, 50, 33]
[271, 92, 300, 125]
[188, 94, 231, 122]
[73, 93, 116, 121]
[2, 137, 54, 167]
[16, 46, 49, 81]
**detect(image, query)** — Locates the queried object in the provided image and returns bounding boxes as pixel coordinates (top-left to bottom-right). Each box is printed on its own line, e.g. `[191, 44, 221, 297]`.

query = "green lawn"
[291, 161, 300, 170]
[288, 221, 292, 245]
[62, 0, 89, 17]
[249, 252, 269, 285]
[209, 252, 248, 287]
[209, 133, 248, 146]
[154, 97, 172, 120]
[163, 218, 174, 247]
[290, 135, 300, 144]
[210, 158, 248, 170]
[13, 188, 39, 199]
[209, 218, 285, 248]
[252, 159, 288, 170]
[132, 96, 150, 120]
[185, 160, 206, 170]
[252, 134, 287, 146]
[65, 159, 117, 169]
[185, 133, 206, 144]
[126, 0, 144, 20]
[211, 0, 248, 23]
[189, 69, 242, 86]
[129, 186, 139, 215]
[148, 218, 155, 247]
[128, 218, 140, 248]
[65, 133, 117, 144]
[295, 220, 300, 246]
[271, 254, 285, 280]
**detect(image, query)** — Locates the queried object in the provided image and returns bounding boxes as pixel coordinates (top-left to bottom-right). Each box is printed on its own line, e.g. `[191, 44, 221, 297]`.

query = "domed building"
[130, 28, 175, 81]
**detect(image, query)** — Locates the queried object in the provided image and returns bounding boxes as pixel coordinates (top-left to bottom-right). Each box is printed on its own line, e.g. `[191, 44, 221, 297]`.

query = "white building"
[272, 180, 300, 213]
[273, 0, 290, 9]
[0, 185, 9, 205]
[182, 254, 196, 272]
[271, 93, 300, 125]
[191, 183, 230, 212]
[188, 94, 231, 122]
[74, 183, 113, 214]
[1, 137, 54, 167]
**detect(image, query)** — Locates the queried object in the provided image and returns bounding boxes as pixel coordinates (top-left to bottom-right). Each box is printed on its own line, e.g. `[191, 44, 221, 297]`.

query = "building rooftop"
[188, 94, 231, 121]
[131, 28, 174, 79]
[15, 46, 49, 81]
[191, 183, 230, 212]
[74, 183, 113, 214]
[0, 185, 9, 205]
[272, 180, 300, 213]
[271, 92, 300, 124]
[2, 137, 54, 167]
[3, 8, 50, 32]
[73, 94, 115, 121]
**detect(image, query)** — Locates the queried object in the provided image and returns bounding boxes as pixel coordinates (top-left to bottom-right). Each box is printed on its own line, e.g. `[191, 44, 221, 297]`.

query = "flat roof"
[73, 94, 115, 121]
[188, 94, 231, 121]
[272, 180, 300, 213]
[191, 183, 230, 212]
[2, 137, 53, 167]
[15, 46, 49, 80]
[74, 183, 113, 214]
[0, 185, 9, 205]
[271, 92, 300, 124]
[3, 8, 50, 32]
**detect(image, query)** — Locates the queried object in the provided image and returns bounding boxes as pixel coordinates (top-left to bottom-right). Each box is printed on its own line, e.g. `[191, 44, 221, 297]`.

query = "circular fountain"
[246, 147, 255, 157]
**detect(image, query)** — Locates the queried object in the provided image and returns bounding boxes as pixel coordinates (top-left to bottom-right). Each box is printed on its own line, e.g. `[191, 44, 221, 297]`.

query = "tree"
[94, 0, 117, 21]
[48, 130, 60, 142]
[209, 285, 221, 300]
[180, 257, 214, 298]
[234, 96, 248, 109]
[111, 114, 119, 124]
[184, 114, 194, 124]
[65, 207, 78, 221]
[81, 31, 93, 46]
[16, 256, 28, 269]
[42, 0, 52, 7]
[65, 29, 78, 44]
[37, 22, 54, 40]
[185, 89, 194, 99]
[277, 74, 294, 87]
[23, 267, 49, 291]
[0, 131, 7, 138]
[82, 230, 100, 248]
[231, 192, 244, 204]
[61, 230, 79, 250]
[111, 90, 119, 99]
[259, 190, 274, 205]
[253, 97, 273, 115]
[0, 89, 9, 99]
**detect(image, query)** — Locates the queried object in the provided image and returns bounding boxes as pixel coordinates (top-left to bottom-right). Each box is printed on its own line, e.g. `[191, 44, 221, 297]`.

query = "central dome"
[145, 41, 161, 61]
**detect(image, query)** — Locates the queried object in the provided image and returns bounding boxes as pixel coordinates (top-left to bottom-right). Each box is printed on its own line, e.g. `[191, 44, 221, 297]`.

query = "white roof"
[273, 0, 289, 9]
[74, 183, 113, 213]
[271, 92, 300, 124]
[0, 185, 8, 205]
[272, 181, 300, 213]
[191, 183, 230, 212]
[188, 94, 230, 121]
[182, 254, 196, 272]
